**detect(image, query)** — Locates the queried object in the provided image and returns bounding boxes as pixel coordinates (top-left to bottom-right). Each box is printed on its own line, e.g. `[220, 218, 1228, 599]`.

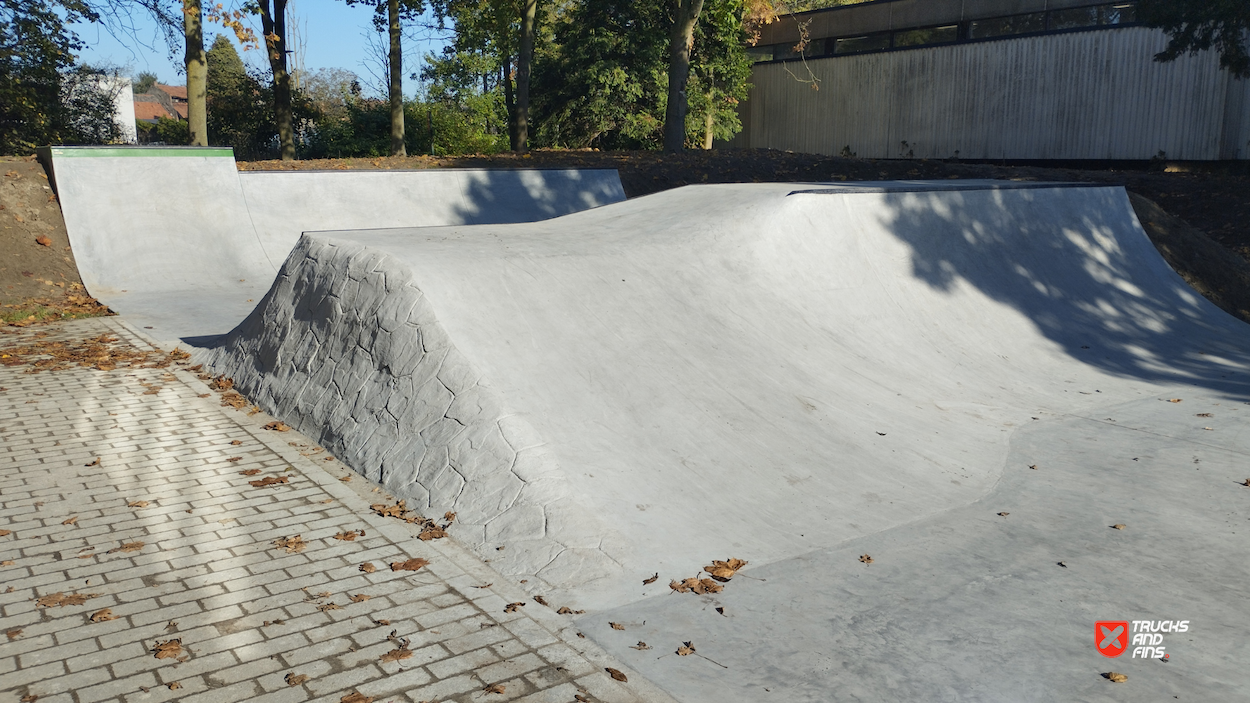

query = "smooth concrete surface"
[44, 147, 625, 342]
[200, 181, 1250, 640]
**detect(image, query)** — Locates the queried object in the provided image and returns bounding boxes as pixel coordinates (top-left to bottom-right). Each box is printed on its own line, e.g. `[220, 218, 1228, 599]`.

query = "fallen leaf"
[36, 592, 99, 607]
[704, 558, 747, 582]
[316, 602, 342, 612]
[529, 595, 547, 607]
[221, 392, 247, 409]
[443, 511, 456, 524]
[333, 530, 366, 541]
[370, 500, 407, 518]
[5, 629, 21, 640]
[483, 683, 506, 694]
[349, 594, 371, 603]
[417, 525, 448, 540]
[1167, 398, 1182, 403]
[1112, 524, 1126, 530]
[285, 673, 309, 686]
[1197, 413, 1213, 417]
[997, 512, 1009, 517]
[1057, 561, 1068, 568]
[643, 573, 659, 585]
[0, 530, 10, 537]
[1203, 427, 1214, 431]
[504, 602, 525, 613]
[575, 695, 589, 703]
[0, 560, 13, 566]
[606, 667, 628, 682]
[166, 620, 178, 631]
[151, 639, 182, 659]
[273, 535, 307, 553]
[359, 562, 377, 573]
[210, 376, 234, 391]
[1105, 672, 1128, 683]
[20, 695, 35, 703]
[106, 541, 144, 554]
[668, 577, 723, 595]
[61, 516, 78, 525]
[630, 641, 651, 650]
[127, 501, 149, 508]
[676, 641, 696, 656]
[226, 457, 242, 463]
[35, 235, 51, 247]
[380, 646, 413, 663]
[89, 608, 117, 623]
[230, 440, 243, 445]
[340, 693, 373, 703]
[240, 469, 261, 476]
[859, 554, 874, 565]
[338, 475, 351, 482]
[391, 558, 430, 572]
[1028, 464, 1038, 470]
[263, 421, 291, 432]
[85, 458, 100, 466]
[249, 475, 290, 488]
[609, 622, 625, 631]
[373, 619, 390, 626]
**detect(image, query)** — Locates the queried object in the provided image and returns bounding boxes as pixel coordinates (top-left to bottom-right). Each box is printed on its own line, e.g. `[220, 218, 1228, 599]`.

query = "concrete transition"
[42, 146, 626, 341]
[48, 150, 1250, 700]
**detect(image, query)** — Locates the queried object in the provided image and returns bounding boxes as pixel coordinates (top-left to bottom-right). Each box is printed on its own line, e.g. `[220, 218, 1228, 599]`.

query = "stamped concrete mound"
[201, 181, 1250, 615]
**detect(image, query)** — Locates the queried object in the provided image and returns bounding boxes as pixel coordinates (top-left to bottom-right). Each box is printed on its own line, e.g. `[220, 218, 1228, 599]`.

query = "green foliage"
[132, 71, 158, 95]
[305, 95, 507, 158]
[0, 0, 100, 153]
[1138, 0, 1250, 77]
[205, 34, 274, 157]
[59, 65, 125, 145]
[529, 0, 750, 149]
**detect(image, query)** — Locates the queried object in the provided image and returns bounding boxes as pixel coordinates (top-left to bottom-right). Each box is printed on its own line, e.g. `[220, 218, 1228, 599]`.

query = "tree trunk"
[387, 0, 405, 157]
[514, 0, 537, 153]
[183, 0, 207, 146]
[502, 58, 518, 151]
[663, 0, 705, 153]
[259, 0, 296, 160]
[702, 102, 714, 149]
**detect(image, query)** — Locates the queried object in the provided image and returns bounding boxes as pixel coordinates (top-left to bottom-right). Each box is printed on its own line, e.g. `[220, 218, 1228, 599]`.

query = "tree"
[183, 0, 207, 144]
[133, 71, 158, 94]
[1138, 0, 1250, 78]
[254, 0, 296, 159]
[345, 0, 425, 156]
[662, 0, 707, 152]
[206, 35, 275, 157]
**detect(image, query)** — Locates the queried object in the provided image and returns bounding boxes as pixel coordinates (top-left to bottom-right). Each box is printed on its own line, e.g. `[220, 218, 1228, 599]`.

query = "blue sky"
[70, 0, 452, 98]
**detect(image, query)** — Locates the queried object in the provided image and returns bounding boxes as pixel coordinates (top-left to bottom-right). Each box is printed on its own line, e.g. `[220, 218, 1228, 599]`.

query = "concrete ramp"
[200, 181, 1250, 643]
[42, 146, 625, 342]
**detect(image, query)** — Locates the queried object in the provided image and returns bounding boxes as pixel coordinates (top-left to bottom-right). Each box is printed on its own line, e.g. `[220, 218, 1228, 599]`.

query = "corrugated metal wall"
[731, 27, 1250, 160]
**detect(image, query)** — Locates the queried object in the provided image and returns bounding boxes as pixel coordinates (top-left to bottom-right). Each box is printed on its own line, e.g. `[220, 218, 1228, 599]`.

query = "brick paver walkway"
[0, 318, 665, 703]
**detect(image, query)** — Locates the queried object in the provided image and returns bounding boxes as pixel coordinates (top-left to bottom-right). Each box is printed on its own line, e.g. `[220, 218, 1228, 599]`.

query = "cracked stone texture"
[200, 236, 625, 594]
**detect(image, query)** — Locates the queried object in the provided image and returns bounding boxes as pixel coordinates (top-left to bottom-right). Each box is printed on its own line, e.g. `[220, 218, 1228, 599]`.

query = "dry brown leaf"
[240, 469, 261, 476]
[1105, 672, 1128, 683]
[609, 622, 625, 630]
[575, 695, 590, 703]
[997, 512, 1010, 517]
[417, 525, 448, 540]
[210, 376, 234, 391]
[36, 592, 99, 607]
[127, 500, 149, 508]
[1197, 413, 1213, 417]
[630, 641, 651, 650]
[373, 619, 390, 626]
[167, 681, 182, 690]
[669, 577, 723, 595]
[533, 595, 549, 606]
[249, 475, 290, 488]
[61, 516, 78, 525]
[1029, 464, 1038, 470]
[89, 608, 117, 623]
[349, 594, 371, 603]
[370, 500, 407, 518]
[606, 667, 628, 682]
[0, 560, 13, 566]
[20, 695, 36, 703]
[676, 641, 696, 656]
[443, 511, 456, 524]
[230, 440, 243, 446]
[273, 535, 307, 554]
[1112, 524, 1126, 530]
[6, 629, 22, 640]
[379, 646, 413, 663]
[221, 392, 247, 409]
[483, 683, 506, 694]
[226, 457, 242, 463]
[285, 672, 309, 686]
[643, 573, 659, 585]
[504, 602, 525, 613]
[151, 639, 182, 659]
[333, 530, 366, 541]
[85, 457, 100, 466]
[35, 235, 51, 247]
[704, 558, 747, 582]
[106, 541, 144, 554]
[0, 530, 10, 537]
[338, 475, 351, 482]
[1167, 398, 1182, 403]
[359, 562, 377, 573]
[390, 558, 430, 572]
[262, 421, 291, 432]
[340, 692, 373, 703]
[316, 602, 342, 612]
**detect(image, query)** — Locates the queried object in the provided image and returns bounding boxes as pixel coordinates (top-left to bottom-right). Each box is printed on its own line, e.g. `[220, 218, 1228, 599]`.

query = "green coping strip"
[48, 147, 234, 158]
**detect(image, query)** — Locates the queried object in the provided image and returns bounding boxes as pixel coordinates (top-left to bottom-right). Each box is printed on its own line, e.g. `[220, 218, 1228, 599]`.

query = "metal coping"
[787, 181, 1101, 195]
[46, 146, 235, 158]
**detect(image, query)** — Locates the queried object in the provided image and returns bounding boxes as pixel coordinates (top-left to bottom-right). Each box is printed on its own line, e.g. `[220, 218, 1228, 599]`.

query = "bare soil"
[5, 149, 1250, 325]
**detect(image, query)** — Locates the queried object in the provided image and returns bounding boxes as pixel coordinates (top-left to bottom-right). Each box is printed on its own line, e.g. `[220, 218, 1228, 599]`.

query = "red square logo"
[1096, 621, 1129, 658]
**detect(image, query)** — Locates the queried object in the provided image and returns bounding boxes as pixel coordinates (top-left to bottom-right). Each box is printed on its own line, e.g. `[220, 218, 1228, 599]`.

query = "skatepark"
[24, 146, 1250, 700]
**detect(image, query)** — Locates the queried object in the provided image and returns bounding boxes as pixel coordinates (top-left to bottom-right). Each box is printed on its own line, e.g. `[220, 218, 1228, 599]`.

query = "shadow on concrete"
[861, 183, 1250, 397]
